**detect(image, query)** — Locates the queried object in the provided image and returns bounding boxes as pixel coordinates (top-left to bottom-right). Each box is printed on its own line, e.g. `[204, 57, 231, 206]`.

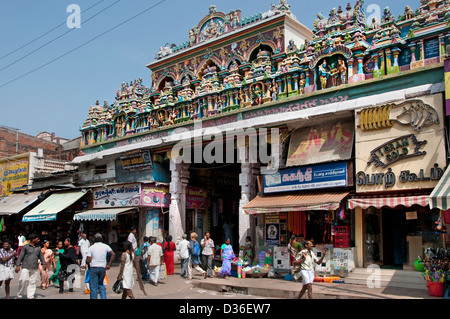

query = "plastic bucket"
[414, 260, 425, 272]
[427, 282, 445, 297]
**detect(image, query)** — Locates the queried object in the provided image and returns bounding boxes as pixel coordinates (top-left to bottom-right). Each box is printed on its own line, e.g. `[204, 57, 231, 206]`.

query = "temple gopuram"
[72, 0, 450, 272]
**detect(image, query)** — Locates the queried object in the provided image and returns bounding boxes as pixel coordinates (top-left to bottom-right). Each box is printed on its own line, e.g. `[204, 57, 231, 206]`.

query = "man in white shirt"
[17, 232, 26, 257]
[86, 233, 115, 299]
[78, 232, 90, 270]
[127, 227, 138, 253]
[146, 237, 163, 286]
[201, 232, 214, 278]
[178, 234, 190, 279]
[295, 240, 326, 299]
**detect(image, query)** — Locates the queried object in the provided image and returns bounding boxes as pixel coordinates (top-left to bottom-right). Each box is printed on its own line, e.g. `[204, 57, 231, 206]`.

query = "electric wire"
[0, 0, 167, 89]
[0, 0, 107, 61]
[0, 0, 122, 73]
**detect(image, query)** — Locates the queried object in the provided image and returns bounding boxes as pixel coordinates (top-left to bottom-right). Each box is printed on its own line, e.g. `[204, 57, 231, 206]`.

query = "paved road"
[0, 262, 272, 300]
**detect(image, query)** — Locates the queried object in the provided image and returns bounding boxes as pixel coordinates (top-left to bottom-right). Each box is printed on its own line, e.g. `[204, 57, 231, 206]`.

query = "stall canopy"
[0, 192, 40, 216]
[22, 191, 88, 222]
[243, 191, 349, 214]
[347, 194, 429, 210]
[73, 207, 137, 221]
[429, 166, 450, 210]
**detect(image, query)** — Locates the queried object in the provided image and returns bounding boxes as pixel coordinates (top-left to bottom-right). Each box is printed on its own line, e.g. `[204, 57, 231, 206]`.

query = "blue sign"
[263, 162, 348, 193]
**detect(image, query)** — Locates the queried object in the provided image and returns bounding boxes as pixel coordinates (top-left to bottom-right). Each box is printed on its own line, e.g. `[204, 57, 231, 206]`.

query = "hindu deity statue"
[318, 60, 330, 90]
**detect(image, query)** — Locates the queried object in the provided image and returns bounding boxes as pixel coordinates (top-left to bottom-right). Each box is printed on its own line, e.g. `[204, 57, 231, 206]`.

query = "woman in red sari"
[163, 235, 176, 275]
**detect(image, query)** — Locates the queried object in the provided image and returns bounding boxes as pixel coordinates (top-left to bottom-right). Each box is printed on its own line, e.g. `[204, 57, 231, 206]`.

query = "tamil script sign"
[263, 162, 348, 194]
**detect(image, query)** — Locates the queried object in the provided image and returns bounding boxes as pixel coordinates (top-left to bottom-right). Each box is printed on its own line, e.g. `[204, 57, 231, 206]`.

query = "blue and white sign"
[263, 162, 348, 193]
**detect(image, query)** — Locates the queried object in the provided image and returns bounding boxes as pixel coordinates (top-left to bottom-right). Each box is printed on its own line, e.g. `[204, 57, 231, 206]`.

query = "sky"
[0, 0, 412, 140]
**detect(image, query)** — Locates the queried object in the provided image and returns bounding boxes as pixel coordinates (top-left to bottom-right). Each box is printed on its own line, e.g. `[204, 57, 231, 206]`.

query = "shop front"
[20, 190, 90, 245]
[73, 182, 171, 249]
[244, 160, 356, 275]
[351, 93, 447, 269]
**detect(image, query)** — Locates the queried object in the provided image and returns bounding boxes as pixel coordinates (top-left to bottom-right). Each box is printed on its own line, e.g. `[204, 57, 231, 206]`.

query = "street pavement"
[0, 262, 442, 300]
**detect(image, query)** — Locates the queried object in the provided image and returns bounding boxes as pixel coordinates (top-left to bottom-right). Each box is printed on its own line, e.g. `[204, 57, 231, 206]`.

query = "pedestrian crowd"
[0, 228, 247, 299]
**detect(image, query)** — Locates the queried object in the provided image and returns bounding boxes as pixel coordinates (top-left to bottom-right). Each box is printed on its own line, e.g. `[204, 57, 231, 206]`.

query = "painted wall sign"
[0, 157, 29, 197]
[366, 134, 427, 168]
[141, 183, 170, 208]
[356, 163, 444, 189]
[94, 183, 141, 208]
[287, 121, 354, 167]
[263, 161, 348, 193]
[355, 94, 446, 192]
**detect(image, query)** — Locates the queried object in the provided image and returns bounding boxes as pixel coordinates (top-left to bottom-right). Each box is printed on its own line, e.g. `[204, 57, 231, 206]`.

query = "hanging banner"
[141, 183, 170, 208]
[286, 121, 354, 167]
[93, 183, 141, 208]
[146, 209, 163, 242]
[265, 223, 280, 246]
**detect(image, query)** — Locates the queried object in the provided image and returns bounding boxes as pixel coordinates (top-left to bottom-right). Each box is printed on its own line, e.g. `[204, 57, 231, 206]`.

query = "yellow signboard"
[0, 156, 29, 196]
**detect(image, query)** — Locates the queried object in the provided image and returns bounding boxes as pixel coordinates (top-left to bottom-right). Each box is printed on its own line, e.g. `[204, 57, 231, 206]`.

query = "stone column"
[169, 160, 189, 259]
[238, 147, 259, 248]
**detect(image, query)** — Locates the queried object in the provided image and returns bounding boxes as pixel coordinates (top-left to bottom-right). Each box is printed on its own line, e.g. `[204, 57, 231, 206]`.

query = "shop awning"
[22, 191, 88, 222]
[0, 192, 40, 216]
[73, 207, 137, 221]
[429, 166, 450, 210]
[243, 191, 349, 214]
[347, 194, 429, 210]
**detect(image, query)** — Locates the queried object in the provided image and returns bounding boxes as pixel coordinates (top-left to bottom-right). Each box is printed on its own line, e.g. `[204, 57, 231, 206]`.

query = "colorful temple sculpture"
[80, 0, 450, 147]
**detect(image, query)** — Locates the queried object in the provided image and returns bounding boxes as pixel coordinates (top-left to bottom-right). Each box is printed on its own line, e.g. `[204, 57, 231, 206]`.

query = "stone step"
[344, 278, 428, 290]
[344, 268, 427, 290]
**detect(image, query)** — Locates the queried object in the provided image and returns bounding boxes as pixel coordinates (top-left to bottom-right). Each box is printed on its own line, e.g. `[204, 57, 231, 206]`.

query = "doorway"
[382, 208, 406, 268]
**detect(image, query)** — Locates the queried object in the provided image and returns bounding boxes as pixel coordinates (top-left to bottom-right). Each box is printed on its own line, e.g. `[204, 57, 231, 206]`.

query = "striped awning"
[243, 191, 349, 214]
[73, 207, 137, 221]
[347, 194, 429, 210]
[429, 166, 450, 210]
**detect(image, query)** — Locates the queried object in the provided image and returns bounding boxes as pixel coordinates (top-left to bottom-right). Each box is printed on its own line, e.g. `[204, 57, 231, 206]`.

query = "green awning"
[22, 191, 87, 222]
[429, 166, 450, 210]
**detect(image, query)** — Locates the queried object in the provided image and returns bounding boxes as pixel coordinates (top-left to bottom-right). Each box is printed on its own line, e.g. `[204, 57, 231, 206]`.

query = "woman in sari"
[163, 235, 176, 275]
[288, 235, 303, 282]
[39, 240, 54, 290]
[219, 238, 235, 279]
[50, 241, 64, 287]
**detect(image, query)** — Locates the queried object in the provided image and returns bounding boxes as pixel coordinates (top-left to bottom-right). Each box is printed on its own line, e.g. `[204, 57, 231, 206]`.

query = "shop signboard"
[146, 208, 163, 242]
[265, 223, 280, 246]
[0, 155, 29, 197]
[141, 183, 170, 208]
[355, 94, 446, 192]
[286, 121, 354, 167]
[263, 161, 348, 194]
[186, 187, 207, 209]
[120, 150, 153, 172]
[93, 183, 141, 208]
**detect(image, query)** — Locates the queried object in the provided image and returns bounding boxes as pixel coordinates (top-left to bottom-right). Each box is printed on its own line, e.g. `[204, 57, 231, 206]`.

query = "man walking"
[295, 240, 326, 299]
[178, 234, 190, 279]
[15, 234, 47, 299]
[146, 237, 163, 286]
[86, 233, 115, 299]
[201, 232, 214, 278]
[127, 227, 138, 253]
[0, 239, 17, 299]
[78, 232, 90, 270]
